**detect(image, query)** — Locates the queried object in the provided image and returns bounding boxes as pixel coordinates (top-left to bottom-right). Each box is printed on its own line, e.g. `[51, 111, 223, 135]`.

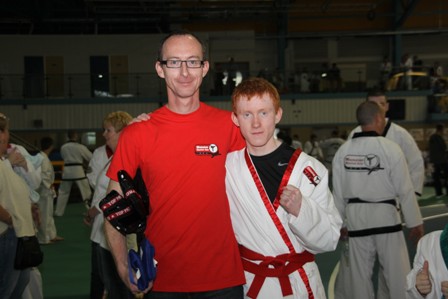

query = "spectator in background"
[54, 130, 92, 216]
[428, 123, 448, 198]
[292, 134, 302, 150]
[348, 89, 425, 197]
[320, 129, 345, 188]
[339, 89, 425, 299]
[304, 134, 324, 162]
[300, 67, 310, 93]
[276, 129, 292, 146]
[401, 54, 413, 90]
[320, 62, 330, 92]
[379, 55, 392, 90]
[213, 65, 224, 96]
[329, 63, 342, 92]
[0, 112, 36, 298]
[434, 61, 444, 78]
[413, 55, 423, 71]
[36, 137, 62, 245]
[332, 101, 423, 299]
[85, 111, 134, 299]
[225, 56, 237, 95]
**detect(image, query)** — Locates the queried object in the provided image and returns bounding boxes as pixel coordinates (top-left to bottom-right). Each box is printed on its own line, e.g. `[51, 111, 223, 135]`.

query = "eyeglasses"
[160, 59, 204, 69]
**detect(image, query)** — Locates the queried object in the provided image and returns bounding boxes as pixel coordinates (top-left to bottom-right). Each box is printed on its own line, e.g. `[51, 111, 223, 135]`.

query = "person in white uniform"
[36, 137, 62, 245]
[406, 224, 448, 299]
[226, 77, 342, 299]
[336, 89, 426, 299]
[55, 130, 93, 216]
[348, 89, 425, 197]
[332, 101, 424, 299]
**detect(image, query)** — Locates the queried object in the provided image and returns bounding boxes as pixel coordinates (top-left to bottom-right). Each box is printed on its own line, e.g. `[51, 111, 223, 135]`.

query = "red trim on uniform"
[243, 148, 314, 299]
[273, 148, 302, 211]
[105, 145, 113, 158]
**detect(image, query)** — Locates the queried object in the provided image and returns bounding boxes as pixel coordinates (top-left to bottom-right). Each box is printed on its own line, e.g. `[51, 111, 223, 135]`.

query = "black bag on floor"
[14, 235, 44, 269]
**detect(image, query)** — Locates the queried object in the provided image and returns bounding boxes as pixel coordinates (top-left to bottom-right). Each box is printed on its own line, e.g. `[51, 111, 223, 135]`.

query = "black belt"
[61, 177, 87, 181]
[348, 224, 403, 237]
[64, 163, 83, 167]
[348, 197, 397, 207]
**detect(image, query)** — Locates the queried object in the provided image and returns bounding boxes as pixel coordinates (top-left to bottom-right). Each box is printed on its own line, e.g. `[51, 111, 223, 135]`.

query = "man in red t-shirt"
[104, 31, 245, 298]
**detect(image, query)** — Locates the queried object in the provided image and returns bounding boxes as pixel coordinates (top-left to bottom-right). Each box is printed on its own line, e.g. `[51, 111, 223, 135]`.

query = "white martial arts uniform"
[36, 152, 58, 244]
[332, 131, 423, 299]
[87, 145, 111, 190]
[226, 147, 342, 299]
[55, 140, 92, 216]
[406, 228, 448, 299]
[349, 120, 424, 195]
[319, 137, 345, 171]
[8, 144, 42, 203]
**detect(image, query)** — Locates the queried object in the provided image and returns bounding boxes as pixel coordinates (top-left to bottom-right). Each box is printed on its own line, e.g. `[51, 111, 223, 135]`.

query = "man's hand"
[416, 261, 432, 296]
[129, 113, 150, 125]
[340, 227, 349, 240]
[7, 148, 27, 170]
[31, 203, 41, 227]
[279, 185, 302, 217]
[115, 260, 153, 296]
[409, 224, 424, 244]
[83, 206, 100, 226]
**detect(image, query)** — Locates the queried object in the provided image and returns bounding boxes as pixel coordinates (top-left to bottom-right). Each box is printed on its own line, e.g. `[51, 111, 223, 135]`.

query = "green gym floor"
[40, 186, 447, 299]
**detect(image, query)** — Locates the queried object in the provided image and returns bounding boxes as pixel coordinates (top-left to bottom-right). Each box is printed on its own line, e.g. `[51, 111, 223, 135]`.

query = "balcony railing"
[0, 67, 439, 101]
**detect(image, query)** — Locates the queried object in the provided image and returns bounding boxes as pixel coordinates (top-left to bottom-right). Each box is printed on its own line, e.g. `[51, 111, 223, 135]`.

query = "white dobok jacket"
[226, 148, 342, 299]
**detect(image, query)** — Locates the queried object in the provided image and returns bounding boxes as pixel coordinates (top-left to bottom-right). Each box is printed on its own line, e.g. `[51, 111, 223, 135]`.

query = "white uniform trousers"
[55, 178, 91, 216]
[349, 231, 410, 299]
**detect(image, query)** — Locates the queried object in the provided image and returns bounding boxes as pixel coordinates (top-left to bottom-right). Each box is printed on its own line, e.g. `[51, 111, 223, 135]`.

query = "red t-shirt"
[108, 102, 246, 292]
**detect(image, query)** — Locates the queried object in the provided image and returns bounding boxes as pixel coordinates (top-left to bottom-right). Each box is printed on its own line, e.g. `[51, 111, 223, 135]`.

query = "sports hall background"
[1, 1, 448, 298]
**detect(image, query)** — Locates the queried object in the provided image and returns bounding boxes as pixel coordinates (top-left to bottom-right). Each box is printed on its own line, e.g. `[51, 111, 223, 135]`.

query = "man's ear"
[155, 61, 165, 79]
[231, 112, 240, 127]
[202, 60, 210, 78]
[275, 107, 283, 125]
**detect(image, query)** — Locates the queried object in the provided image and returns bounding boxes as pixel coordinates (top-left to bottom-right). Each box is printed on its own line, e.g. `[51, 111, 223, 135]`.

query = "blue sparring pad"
[128, 238, 157, 291]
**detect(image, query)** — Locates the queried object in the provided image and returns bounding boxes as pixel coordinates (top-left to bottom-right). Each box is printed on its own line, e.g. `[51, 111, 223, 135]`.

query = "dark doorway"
[23, 56, 45, 98]
[90, 56, 110, 97]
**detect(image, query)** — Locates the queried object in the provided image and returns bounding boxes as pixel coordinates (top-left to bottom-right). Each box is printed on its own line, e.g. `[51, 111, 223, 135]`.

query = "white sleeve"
[399, 130, 425, 195]
[288, 158, 342, 253]
[389, 144, 423, 228]
[87, 147, 105, 189]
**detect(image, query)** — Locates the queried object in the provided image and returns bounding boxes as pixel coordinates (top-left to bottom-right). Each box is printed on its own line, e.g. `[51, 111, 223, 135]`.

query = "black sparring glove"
[100, 170, 149, 235]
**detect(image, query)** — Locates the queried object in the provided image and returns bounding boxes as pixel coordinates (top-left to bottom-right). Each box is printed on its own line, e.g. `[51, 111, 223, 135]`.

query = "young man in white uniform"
[406, 224, 448, 299]
[332, 101, 424, 299]
[226, 77, 342, 299]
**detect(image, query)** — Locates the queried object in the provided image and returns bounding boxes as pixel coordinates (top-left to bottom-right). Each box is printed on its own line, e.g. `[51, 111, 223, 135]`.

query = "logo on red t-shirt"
[195, 144, 221, 157]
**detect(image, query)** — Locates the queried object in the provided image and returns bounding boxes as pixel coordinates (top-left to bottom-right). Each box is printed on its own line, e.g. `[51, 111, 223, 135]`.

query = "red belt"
[239, 245, 315, 298]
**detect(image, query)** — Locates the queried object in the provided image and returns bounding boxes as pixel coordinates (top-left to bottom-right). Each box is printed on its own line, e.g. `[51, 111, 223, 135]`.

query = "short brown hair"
[356, 101, 381, 126]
